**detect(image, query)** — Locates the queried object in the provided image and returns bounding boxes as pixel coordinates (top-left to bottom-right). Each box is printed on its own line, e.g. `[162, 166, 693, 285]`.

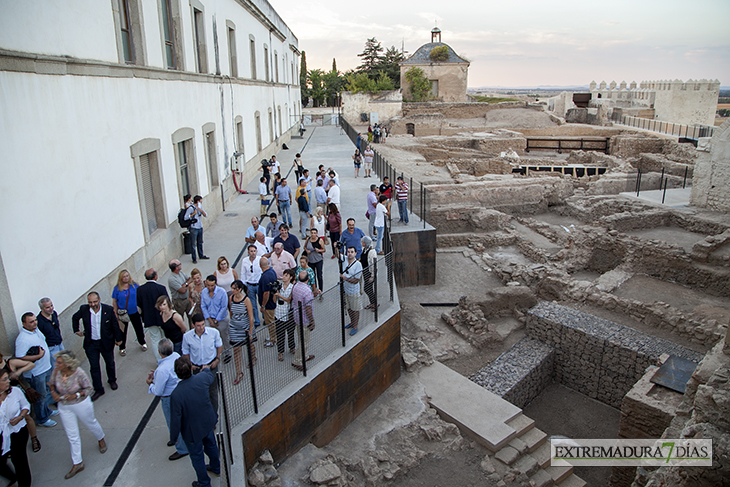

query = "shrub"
[429, 45, 449, 62]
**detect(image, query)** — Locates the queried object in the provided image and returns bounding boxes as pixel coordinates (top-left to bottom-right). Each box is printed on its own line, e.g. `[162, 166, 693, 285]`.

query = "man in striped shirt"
[395, 176, 409, 225]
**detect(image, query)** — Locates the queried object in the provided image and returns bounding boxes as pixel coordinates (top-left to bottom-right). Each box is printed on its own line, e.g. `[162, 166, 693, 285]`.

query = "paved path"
[25, 124, 401, 486]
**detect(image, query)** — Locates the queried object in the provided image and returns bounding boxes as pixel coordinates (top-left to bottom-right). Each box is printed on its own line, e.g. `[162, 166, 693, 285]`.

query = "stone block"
[520, 427, 547, 453]
[495, 446, 520, 466]
[514, 454, 539, 476]
[508, 437, 528, 455]
[532, 442, 551, 468]
[529, 468, 555, 487]
[559, 474, 587, 487]
[547, 465, 573, 484]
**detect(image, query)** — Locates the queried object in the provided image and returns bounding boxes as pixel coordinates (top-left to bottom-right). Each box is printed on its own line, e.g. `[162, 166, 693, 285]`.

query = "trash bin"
[182, 232, 193, 254]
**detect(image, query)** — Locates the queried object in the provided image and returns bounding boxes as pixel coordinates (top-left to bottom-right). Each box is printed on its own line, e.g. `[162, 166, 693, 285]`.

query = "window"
[255, 112, 262, 152]
[264, 45, 269, 82]
[172, 128, 198, 201]
[131, 138, 167, 240]
[191, 2, 208, 73]
[274, 52, 279, 82]
[268, 108, 274, 143]
[227, 21, 237, 77]
[235, 116, 244, 153]
[430, 80, 439, 97]
[277, 106, 282, 135]
[203, 123, 220, 188]
[249, 35, 256, 79]
[159, 0, 184, 70]
[112, 0, 146, 64]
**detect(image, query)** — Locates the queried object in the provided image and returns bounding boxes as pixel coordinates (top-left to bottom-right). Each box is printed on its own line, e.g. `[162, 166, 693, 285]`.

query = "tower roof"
[400, 42, 469, 66]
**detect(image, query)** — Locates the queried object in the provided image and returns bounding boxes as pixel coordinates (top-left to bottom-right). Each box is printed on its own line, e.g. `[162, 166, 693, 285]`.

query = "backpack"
[178, 207, 196, 228]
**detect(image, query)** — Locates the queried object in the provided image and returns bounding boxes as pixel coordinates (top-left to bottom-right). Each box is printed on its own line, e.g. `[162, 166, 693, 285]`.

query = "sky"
[269, 0, 730, 88]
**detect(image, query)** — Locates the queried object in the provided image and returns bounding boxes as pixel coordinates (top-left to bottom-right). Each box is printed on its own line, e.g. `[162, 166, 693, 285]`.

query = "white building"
[0, 0, 301, 352]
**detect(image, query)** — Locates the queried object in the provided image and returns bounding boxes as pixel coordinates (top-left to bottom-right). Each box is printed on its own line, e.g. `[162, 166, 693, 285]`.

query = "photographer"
[259, 157, 273, 195]
[257, 258, 278, 349]
[273, 269, 295, 362]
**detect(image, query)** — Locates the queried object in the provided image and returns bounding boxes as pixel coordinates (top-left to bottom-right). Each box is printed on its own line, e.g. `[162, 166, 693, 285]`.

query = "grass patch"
[473, 95, 520, 104]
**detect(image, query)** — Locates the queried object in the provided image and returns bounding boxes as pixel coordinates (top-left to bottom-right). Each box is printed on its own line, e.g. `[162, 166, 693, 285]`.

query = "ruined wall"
[401, 101, 527, 119]
[341, 90, 402, 125]
[690, 119, 730, 212]
[401, 64, 469, 103]
[526, 301, 704, 408]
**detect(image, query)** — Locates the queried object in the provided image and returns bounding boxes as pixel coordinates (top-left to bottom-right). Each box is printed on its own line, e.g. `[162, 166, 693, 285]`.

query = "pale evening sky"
[269, 0, 729, 88]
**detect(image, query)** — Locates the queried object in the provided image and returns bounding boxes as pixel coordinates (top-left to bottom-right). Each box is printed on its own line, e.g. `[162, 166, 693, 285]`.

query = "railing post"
[216, 431, 230, 487]
[662, 177, 668, 204]
[373, 257, 379, 323]
[217, 371, 234, 463]
[246, 332, 259, 414]
[338, 255, 346, 347]
[683, 166, 688, 189]
[298, 301, 307, 377]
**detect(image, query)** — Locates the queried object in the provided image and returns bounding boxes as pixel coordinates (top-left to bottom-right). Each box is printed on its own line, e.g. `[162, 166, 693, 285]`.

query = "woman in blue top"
[112, 270, 146, 356]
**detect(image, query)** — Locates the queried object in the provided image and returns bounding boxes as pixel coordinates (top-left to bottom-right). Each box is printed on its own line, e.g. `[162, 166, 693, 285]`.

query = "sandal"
[31, 436, 41, 453]
[278, 353, 284, 362]
[233, 372, 244, 385]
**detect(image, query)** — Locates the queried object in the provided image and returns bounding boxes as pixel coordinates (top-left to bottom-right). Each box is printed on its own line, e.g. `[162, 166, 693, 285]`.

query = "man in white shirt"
[15, 312, 57, 427]
[340, 247, 363, 335]
[245, 216, 263, 244]
[254, 231, 273, 258]
[259, 177, 269, 219]
[239, 245, 262, 328]
[327, 179, 341, 211]
[182, 313, 222, 411]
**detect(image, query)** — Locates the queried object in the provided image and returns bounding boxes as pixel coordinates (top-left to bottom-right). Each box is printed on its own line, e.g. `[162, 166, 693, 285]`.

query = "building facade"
[0, 0, 300, 352]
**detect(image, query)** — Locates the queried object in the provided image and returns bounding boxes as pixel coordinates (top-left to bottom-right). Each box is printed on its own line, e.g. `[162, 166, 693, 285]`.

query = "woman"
[228, 280, 256, 383]
[156, 296, 187, 355]
[0, 353, 40, 453]
[274, 269, 296, 362]
[352, 149, 362, 178]
[0, 369, 32, 486]
[305, 228, 326, 291]
[296, 255, 319, 297]
[292, 153, 304, 181]
[327, 203, 342, 259]
[310, 207, 327, 244]
[112, 269, 146, 355]
[49, 351, 106, 480]
[188, 268, 204, 316]
[214, 256, 238, 295]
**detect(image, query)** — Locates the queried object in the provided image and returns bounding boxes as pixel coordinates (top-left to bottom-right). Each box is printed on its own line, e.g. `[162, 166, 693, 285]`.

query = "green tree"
[300, 51, 310, 107]
[332, 58, 337, 73]
[323, 67, 344, 107]
[377, 46, 405, 88]
[404, 67, 432, 102]
[346, 72, 377, 93]
[429, 45, 449, 62]
[356, 37, 384, 79]
[308, 68, 325, 107]
[375, 71, 394, 91]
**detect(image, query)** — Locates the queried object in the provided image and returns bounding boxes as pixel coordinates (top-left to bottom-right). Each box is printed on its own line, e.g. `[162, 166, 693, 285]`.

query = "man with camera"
[291, 270, 315, 370]
[340, 247, 363, 336]
[257, 257, 278, 348]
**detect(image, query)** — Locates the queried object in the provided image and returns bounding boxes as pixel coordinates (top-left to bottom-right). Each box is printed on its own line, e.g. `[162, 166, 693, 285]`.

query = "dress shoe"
[109, 381, 118, 391]
[91, 391, 104, 402]
[64, 463, 84, 479]
[169, 451, 189, 461]
[167, 440, 176, 447]
[200, 255, 210, 260]
[206, 465, 221, 475]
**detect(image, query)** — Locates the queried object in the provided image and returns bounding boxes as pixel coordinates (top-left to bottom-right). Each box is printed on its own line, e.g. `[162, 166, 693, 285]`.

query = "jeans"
[246, 284, 260, 327]
[299, 211, 309, 237]
[311, 260, 323, 290]
[49, 343, 65, 374]
[184, 428, 220, 487]
[160, 396, 188, 455]
[29, 369, 53, 424]
[374, 225, 384, 253]
[398, 200, 409, 223]
[279, 200, 292, 226]
[190, 226, 204, 261]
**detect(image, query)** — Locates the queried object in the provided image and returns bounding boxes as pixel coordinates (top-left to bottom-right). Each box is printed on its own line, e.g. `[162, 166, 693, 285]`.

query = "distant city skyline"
[270, 0, 729, 88]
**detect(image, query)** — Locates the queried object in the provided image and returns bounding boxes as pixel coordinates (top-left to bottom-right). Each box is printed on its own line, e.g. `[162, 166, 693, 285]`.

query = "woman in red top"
[327, 203, 342, 259]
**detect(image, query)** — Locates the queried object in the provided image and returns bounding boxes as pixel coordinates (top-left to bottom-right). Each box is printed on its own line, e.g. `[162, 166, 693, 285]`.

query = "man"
[273, 224, 300, 261]
[395, 176, 409, 224]
[245, 217, 263, 244]
[291, 271, 315, 370]
[258, 177, 269, 219]
[254, 230, 273, 258]
[239, 245, 262, 329]
[258, 257, 278, 348]
[168, 260, 192, 321]
[327, 168, 340, 187]
[340, 247, 363, 335]
[360, 236, 378, 311]
[137, 268, 169, 360]
[326, 179, 341, 212]
[181, 314, 222, 412]
[15, 312, 57, 427]
[265, 213, 281, 240]
[37, 297, 64, 359]
[275, 178, 293, 227]
[147, 339, 188, 461]
[185, 195, 209, 264]
[270, 154, 280, 179]
[314, 179, 327, 214]
[363, 145, 374, 178]
[201, 275, 229, 346]
[379, 176, 393, 200]
[366, 185, 379, 238]
[356, 133, 362, 152]
[339, 218, 366, 258]
[295, 178, 310, 239]
[169, 356, 220, 487]
[302, 168, 313, 207]
[72, 292, 123, 401]
[270, 242, 296, 279]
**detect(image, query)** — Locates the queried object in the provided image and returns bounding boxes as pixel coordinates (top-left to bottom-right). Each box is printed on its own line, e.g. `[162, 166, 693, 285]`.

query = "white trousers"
[146, 326, 164, 361]
[58, 397, 105, 464]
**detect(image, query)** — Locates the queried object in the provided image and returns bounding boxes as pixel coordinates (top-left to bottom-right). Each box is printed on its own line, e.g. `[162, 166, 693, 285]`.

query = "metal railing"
[626, 167, 692, 203]
[340, 117, 431, 228]
[611, 112, 715, 139]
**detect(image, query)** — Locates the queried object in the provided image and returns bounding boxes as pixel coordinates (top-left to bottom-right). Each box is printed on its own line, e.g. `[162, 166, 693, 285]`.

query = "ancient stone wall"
[526, 301, 703, 408]
[341, 90, 403, 125]
[691, 119, 730, 212]
[401, 101, 528, 119]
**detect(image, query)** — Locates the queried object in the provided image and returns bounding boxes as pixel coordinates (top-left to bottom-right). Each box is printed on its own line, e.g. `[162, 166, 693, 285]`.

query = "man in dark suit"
[136, 268, 169, 361]
[170, 356, 220, 487]
[72, 291, 123, 401]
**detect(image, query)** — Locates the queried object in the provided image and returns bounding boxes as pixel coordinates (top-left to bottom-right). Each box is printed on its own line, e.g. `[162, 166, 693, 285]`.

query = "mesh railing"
[610, 112, 715, 139]
[218, 229, 397, 435]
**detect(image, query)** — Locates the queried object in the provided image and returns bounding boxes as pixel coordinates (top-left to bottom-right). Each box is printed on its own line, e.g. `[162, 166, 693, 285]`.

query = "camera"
[268, 280, 282, 293]
[261, 159, 274, 168]
[335, 241, 344, 249]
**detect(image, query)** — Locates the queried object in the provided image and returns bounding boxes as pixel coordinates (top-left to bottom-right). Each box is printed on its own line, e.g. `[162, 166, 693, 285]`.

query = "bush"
[404, 67, 433, 102]
[429, 45, 449, 62]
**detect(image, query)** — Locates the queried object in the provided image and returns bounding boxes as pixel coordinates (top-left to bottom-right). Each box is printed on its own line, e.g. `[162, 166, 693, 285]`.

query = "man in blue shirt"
[339, 218, 366, 258]
[257, 257, 278, 349]
[37, 297, 64, 360]
[147, 339, 187, 461]
[275, 178, 293, 227]
[201, 275, 229, 346]
[15, 312, 57, 427]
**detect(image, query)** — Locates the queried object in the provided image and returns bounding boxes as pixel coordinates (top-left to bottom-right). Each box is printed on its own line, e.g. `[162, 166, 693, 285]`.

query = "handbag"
[116, 289, 131, 330]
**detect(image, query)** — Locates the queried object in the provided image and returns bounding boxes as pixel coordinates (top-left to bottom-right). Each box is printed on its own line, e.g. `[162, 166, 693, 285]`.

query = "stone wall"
[341, 90, 403, 125]
[526, 301, 704, 408]
[401, 101, 528, 119]
[401, 64, 469, 103]
[470, 336, 555, 408]
[691, 119, 730, 212]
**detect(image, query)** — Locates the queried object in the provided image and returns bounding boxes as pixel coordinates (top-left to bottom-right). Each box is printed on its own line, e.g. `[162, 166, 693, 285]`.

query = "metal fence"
[626, 167, 692, 203]
[340, 117, 431, 228]
[610, 112, 715, 139]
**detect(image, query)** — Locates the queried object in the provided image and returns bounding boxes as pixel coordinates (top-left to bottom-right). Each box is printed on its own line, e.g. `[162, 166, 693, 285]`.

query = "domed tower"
[400, 27, 470, 102]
